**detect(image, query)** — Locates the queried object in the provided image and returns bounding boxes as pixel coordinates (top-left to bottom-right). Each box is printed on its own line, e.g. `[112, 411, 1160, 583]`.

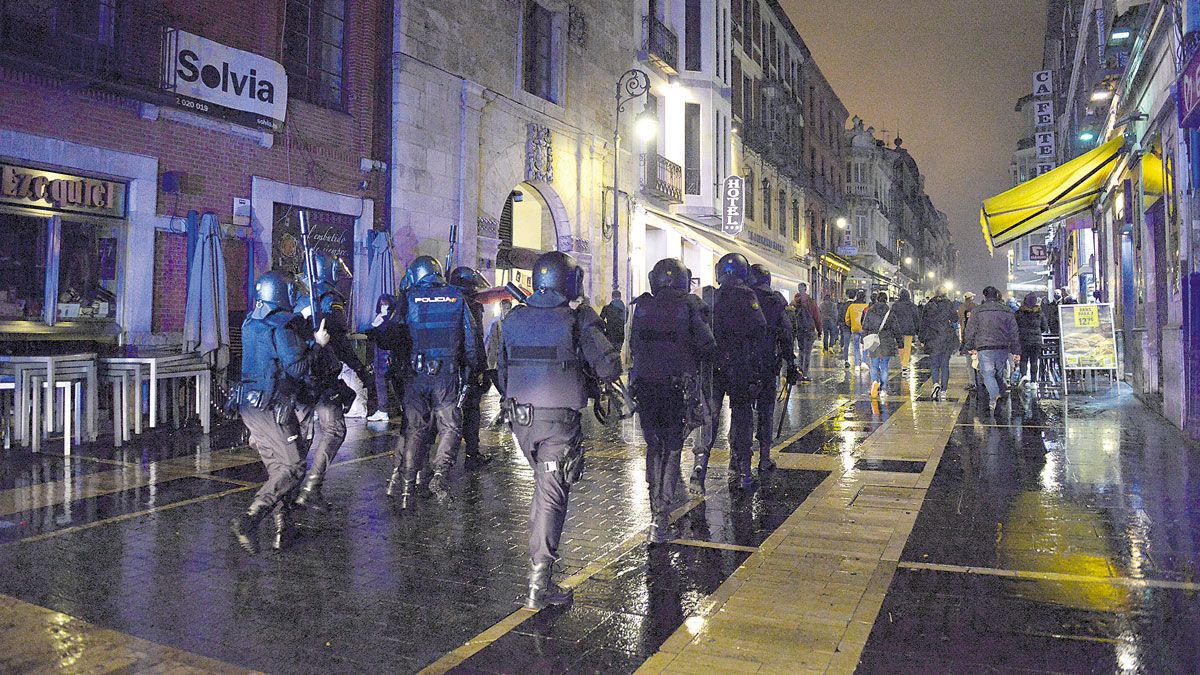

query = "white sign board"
[722, 175, 745, 236]
[1036, 162, 1057, 175]
[1036, 131, 1056, 159]
[163, 29, 288, 132]
[1033, 70, 1053, 97]
[1034, 99, 1054, 127]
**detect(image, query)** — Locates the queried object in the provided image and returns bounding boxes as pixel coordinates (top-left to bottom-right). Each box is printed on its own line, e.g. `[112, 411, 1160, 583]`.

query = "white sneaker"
[367, 410, 390, 422]
[879, 390, 888, 401]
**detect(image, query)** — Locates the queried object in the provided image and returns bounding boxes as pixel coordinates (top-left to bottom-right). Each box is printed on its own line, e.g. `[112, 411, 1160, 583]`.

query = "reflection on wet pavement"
[860, 385, 1200, 673]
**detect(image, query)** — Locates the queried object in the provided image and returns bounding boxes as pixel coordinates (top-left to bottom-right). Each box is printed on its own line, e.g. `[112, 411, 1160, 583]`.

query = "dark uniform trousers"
[241, 406, 305, 510]
[398, 368, 462, 477]
[461, 386, 484, 457]
[697, 373, 755, 473]
[297, 398, 347, 476]
[752, 364, 779, 455]
[635, 382, 686, 517]
[513, 408, 582, 565]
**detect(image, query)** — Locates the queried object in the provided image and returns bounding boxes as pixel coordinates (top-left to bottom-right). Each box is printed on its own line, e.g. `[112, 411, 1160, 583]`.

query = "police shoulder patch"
[751, 302, 760, 310]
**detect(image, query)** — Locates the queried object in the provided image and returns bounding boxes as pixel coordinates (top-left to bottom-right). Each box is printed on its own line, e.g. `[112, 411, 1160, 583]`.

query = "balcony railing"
[640, 151, 683, 203]
[643, 15, 679, 75]
[0, 0, 169, 101]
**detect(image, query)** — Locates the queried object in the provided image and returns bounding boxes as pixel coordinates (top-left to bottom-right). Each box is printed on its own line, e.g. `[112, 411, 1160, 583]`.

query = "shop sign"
[1176, 46, 1200, 128]
[1035, 131, 1056, 159]
[1036, 161, 1057, 175]
[721, 175, 745, 236]
[0, 163, 127, 218]
[1028, 243, 1047, 261]
[272, 205, 355, 296]
[1034, 100, 1054, 128]
[1059, 303, 1117, 370]
[1033, 70, 1053, 97]
[163, 29, 287, 133]
[836, 245, 858, 257]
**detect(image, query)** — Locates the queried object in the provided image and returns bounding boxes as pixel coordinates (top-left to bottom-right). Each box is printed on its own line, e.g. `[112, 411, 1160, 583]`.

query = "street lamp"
[943, 280, 955, 291]
[926, 271, 935, 279]
[835, 217, 848, 229]
[611, 68, 651, 295]
[904, 256, 913, 266]
[635, 108, 657, 143]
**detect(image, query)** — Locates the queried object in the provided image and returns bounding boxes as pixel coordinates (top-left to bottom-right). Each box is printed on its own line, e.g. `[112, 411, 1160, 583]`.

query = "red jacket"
[792, 292, 822, 336]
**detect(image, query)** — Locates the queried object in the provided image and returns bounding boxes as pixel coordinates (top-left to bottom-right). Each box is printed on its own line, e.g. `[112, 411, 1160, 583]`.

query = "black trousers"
[635, 382, 686, 517]
[297, 398, 346, 479]
[395, 370, 462, 478]
[751, 376, 777, 458]
[1021, 345, 1042, 382]
[512, 409, 582, 564]
[241, 405, 305, 512]
[696, 373, 755, 477]
[462, 386, 484, 457]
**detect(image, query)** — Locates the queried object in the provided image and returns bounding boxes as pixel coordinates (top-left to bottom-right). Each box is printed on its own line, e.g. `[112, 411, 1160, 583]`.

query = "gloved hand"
[786, 365, 801, 386]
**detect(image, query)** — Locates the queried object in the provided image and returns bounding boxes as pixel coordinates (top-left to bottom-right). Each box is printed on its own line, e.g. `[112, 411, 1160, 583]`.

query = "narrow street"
[0, 353, 1196, 673]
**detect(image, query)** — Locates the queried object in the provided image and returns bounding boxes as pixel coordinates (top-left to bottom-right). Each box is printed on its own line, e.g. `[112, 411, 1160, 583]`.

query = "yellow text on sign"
[1075, 305, 1099, 328]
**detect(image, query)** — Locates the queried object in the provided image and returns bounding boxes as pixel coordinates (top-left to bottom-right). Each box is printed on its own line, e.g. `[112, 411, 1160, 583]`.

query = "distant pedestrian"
[917, 288, 959, 399]
[364, 293, 407, 423]
[844, 290, 869, 371]
[958, 291, 978, 390]
[837, 290, 855, 367]
[1015, 293, 1048, 390]
[963, 286, 1021, 414]
[889, 289, 920, 374]
[600, 291, 627, 349]
[792, 284, 820, 379]
[861, 292, 897, 399]
[819, 294, 838, 352]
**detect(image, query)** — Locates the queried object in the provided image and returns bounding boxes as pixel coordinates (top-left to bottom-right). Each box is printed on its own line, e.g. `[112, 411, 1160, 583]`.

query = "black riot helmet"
[748, 263, 771, 288]
[715, 252, 750, 285]
[313, 252, 352, 284]
[531, 251, 583, 306]
[448, 266, 488, 296]
[405, 255, 445, 288]
[649, 258, 691, 294]
[255, 271, 296, 311]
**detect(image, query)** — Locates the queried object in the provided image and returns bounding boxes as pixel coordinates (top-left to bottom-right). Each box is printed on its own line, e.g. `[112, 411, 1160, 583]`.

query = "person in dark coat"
[1015, 292, 1048, 389]
[888, 289, 920, 374]
[963, 286, 1021, 413]
[819, 295, 838, 352]
[917, 289, 959, 399]
[750, 265, 796, 474]
[600, 291, 627, 350]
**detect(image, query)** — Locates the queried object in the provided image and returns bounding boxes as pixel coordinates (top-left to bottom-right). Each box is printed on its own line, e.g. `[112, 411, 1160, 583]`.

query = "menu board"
[1059, 303, 1117, 370]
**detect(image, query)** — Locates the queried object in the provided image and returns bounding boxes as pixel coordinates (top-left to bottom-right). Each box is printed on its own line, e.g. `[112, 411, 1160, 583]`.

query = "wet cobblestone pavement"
[1, 354, 1197, 673]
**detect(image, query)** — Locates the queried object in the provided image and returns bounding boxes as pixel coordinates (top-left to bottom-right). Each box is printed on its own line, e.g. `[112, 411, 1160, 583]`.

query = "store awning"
[1141, 150, 1165, 206]
[643, 209, 804, 287]
[980, 137, 1125, 252]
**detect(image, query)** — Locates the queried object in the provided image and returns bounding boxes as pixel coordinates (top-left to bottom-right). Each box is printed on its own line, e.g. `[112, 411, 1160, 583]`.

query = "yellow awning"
[1140, 150, 1164, 206]
[980, 137, 1125, 252]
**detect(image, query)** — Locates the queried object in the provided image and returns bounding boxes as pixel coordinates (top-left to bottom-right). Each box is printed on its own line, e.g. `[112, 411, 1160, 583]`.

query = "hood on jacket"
[1023, 292, 1039, 308]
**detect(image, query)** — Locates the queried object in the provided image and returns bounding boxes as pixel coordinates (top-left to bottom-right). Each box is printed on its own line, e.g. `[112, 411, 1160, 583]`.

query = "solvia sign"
[722, 175, 745, 236]
[163, 29, 287, 132]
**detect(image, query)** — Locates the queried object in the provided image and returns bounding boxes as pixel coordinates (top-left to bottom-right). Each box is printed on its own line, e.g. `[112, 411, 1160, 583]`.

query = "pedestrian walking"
[750, 264, 797, 475]
[230, 271, 329, 554]
[790, 292, 816, 380]
[793, 283, 820, 371]
[844, 290, 869, 371]
[385, 256, 485, 507]
[449, 266, 493, 468]
[600, 290, 627, 351]
[861, 292, 897, 400]
[819, 294, 838, 352]
[917, 288, 958, 399]
[958, 291, 979, 390]
[694, 253, 768, 493]
[838, 290, 855, 366]
[1015, 292, 1048, 391]
[485, 299, 513, 426]
[963, 286, 1021, 414]
[497, 251, 622, 609]
[889, 289, 920, 375]
[629, 258, 715, 544]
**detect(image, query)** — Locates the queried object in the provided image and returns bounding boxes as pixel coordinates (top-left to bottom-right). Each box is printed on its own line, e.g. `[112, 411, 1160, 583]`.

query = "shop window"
[57, 220, 120, 319]
[0, 214, 47, 320]
[284, 0, 347, 109]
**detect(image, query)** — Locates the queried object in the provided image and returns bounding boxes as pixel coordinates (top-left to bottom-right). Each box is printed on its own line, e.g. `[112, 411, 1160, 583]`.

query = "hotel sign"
[163, 29, 288, 132]
[0, 163, 127, 218]
[1177, 47, 1200, 128]
[721, 175, 745, 236]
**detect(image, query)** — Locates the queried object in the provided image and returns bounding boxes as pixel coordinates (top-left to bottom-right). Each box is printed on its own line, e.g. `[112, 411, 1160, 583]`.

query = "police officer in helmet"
[448, 265, 493, 469]
[386, 255, 485, 507]
[630, 258, 715, 543]
[498, 251, 621, 609]
[292, 252, 368, 512]
[231, 271, 330, 553]
[747, 263, 797, 474]
[694, 253, 767, 492]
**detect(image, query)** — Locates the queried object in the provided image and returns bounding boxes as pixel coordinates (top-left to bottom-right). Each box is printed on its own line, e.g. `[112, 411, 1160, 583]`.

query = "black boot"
[271, 507, 290, 551]
[648, 513, 671, 545]
[427, 471, 450, 502]
[758, 447, 776, 474]
[293, 471, 328, 513]
[464, 452, 493, 470]
[525, 561, 573, 610]
[385, 467, 402, 497]
[230, 502, 268, 554]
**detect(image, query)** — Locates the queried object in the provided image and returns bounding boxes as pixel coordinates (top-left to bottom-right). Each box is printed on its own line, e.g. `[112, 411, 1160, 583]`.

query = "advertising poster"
[1059, 303, 1117, 370]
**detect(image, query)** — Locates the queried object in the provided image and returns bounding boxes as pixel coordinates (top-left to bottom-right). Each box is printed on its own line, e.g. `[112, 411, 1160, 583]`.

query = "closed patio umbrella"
[184, 212, 229, 371]
[357, 230, 398, 331]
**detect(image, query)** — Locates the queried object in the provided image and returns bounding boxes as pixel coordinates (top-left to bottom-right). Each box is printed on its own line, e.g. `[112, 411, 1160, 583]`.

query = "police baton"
[774, 373, 792, 439]
[297, 209, 321, 330]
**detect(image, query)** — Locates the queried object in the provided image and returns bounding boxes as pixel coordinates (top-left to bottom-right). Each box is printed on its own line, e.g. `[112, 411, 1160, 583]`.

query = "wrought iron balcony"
[640, 151, 683, 203]
[642, 15, 679, 75]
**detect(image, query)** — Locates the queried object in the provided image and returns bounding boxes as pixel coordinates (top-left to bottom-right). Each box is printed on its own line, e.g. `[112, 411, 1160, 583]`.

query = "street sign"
[1034, 99, 1054, 128]
[1028, 243, 1047, 260]
[721, 175, 745, 236]
[1178, 47, 1200, 128]
[836, 245, 858, 257]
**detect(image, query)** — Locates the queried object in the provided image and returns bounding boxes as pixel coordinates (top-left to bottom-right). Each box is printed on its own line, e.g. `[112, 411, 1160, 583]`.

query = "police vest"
[502, 304, 588, 410]
[405, 282, 465, 365]
[240, 309, 299, 403]
[630, 291, 697, 383]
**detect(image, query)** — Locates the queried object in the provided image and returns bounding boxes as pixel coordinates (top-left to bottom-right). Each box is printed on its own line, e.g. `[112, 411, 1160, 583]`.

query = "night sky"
[787, 0, 1048, 292]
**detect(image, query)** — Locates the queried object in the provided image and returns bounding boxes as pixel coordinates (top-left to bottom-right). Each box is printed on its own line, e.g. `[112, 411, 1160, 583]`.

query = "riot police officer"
[293, 253, 368, 512]
[386, 256, 485, 506]
[231, 271, 329, 553]
[629, 258, 715, 544]
[498, 251, 621, 609]
[693, 253, 767, 492]
[748, 264, 797, 473]
[448, 265, 492, 469]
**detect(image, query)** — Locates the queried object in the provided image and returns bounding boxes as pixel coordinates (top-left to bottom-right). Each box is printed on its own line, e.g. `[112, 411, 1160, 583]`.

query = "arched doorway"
[494, 181, 569, 290]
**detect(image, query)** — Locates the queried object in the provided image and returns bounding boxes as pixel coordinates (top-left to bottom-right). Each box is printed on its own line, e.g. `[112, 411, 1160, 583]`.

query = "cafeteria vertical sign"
[162, 29, 287, 132]
[722, 175, 745, 236]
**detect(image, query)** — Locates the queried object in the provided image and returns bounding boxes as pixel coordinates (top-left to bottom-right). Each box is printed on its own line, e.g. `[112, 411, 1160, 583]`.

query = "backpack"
[792, 304, 815, 338]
